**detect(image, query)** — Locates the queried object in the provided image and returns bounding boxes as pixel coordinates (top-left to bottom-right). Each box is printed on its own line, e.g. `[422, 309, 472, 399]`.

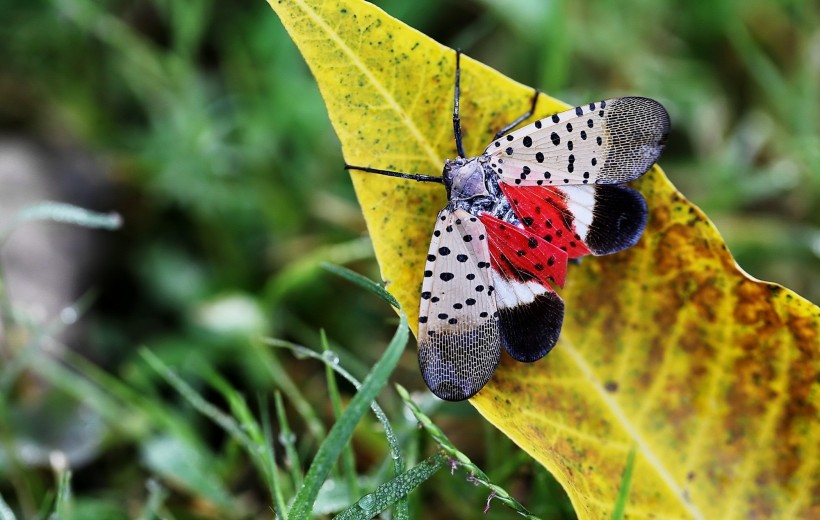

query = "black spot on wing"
[585, 185, 648, 255]
[498, 292, 565, 362]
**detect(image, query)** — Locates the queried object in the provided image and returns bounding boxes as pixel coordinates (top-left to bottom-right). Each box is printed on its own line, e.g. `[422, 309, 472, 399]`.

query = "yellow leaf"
[267, 1, 820, 518]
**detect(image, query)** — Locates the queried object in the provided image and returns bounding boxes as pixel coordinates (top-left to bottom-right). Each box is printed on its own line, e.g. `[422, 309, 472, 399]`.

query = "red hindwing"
[478, 212, 568, 289]
[498, 183, 593, 259]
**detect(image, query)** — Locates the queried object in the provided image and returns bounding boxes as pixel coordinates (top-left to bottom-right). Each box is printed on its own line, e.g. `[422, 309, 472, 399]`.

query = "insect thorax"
[442, 155, 519, 225]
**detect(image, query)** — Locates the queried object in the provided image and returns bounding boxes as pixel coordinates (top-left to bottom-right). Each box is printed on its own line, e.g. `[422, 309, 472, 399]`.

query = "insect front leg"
[492, 88, 540, 141]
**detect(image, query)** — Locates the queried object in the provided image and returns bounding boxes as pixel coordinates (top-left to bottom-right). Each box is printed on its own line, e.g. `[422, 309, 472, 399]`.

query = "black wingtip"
[419, 325, 501, 401]
[599, 97, 670, 184]
[586, 185, 648, 255]
[498, 292, 565, 363]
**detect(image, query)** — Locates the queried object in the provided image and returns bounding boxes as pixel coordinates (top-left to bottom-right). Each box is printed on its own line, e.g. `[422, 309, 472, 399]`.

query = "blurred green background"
[0, 0, 817, 518]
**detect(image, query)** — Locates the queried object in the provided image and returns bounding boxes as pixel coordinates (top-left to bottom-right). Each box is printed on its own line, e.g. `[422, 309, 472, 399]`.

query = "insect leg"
[492, 88, 540, 140]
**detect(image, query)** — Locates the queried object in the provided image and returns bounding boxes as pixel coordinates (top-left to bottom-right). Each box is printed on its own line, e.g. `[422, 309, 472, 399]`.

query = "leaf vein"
[561, 336, 706, 519]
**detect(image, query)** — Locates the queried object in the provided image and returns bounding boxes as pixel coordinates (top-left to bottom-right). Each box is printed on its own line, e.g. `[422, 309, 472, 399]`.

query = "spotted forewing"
[486, 97, 669, 187]
[418, 208, 501, 401]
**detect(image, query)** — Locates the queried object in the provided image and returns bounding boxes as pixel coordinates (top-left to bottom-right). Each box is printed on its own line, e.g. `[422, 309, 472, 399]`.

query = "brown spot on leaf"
[690, 275, 722, 323]
[733, 279, 782, 330]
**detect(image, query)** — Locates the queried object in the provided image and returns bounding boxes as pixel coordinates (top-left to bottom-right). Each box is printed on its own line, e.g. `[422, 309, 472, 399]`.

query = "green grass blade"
[1, 202, 121, 244]
[138, 479, 169, 520]
[18, 353, 138, 433]
[35, 345, 201, 441]
[269, 336, 409, 519]
[333, 452, 447, 520]
[142, 351, 289, 507]
[53, 461, 73, 519]
[250, 338, 327, 440]
[395, 385, 539, 519]
[265, 339, 405, 471]
[274, 391, 304, 491]
[322, 330, 360, 500]
[140, 349, 253, 447]
[611, 445, 637, 520]
[260, 397, 289, 520]
[266, 237, 374, 303]
[321, 263, 399, 308]
[287, 312, 409, 519]
[726, 20, 789, 119]
[196, 365, 284, 503]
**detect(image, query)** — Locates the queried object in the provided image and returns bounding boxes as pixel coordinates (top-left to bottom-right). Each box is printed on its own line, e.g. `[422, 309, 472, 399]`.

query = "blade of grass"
[250, 338, 327, 440]
[0, 398, 36, 518]
[265, 237, 374, 303]
[726, 20, 790, 123]
[395, 384, 539, 519]
[140, 351, 283, 512]
[275, 391, 304, 491]
[189, 363, 296, 517]
[140, 349, 256, 451]
[286, 310, 409, 519]
[260, 396, 289, 520]
[138, 479, 169, 520]
[196, 364, 283, 502]
[333, 452, 447, 520]
[21, 347, 243, 512]
[266, 337, 408, 519]
[21, 352, 141, 433]
[38, 343, 200, 441]
[266, 339, 406, 472]
[321, 263, 399, 309]
[539, 0, 569, 93]
[0, 201, 121, 245]
[51, 455, 72, 519]
[611, 445, 638, 520]
[54, 0, 185, 106]
[322, 330, 360, 500]
[275, 310, 372, 379]
[35, 491, 55, 520]
[142, 350, 292, 504]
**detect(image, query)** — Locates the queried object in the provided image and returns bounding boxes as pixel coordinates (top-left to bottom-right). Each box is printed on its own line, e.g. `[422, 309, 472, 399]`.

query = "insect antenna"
[344, 164, 444, 184]
[452, 50, 466, 159]
[451, 50, 540, 153]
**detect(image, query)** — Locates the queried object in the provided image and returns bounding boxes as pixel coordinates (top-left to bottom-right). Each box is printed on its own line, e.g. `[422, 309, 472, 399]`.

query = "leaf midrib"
[561, 337, 706, 520]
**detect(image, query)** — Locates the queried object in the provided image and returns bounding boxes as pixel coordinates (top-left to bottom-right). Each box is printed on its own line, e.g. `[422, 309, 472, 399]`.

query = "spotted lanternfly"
[347, 51, 670, 401]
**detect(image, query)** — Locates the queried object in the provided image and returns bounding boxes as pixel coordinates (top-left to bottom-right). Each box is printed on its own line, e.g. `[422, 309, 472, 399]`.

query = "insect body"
[347, 52, 670, 401]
